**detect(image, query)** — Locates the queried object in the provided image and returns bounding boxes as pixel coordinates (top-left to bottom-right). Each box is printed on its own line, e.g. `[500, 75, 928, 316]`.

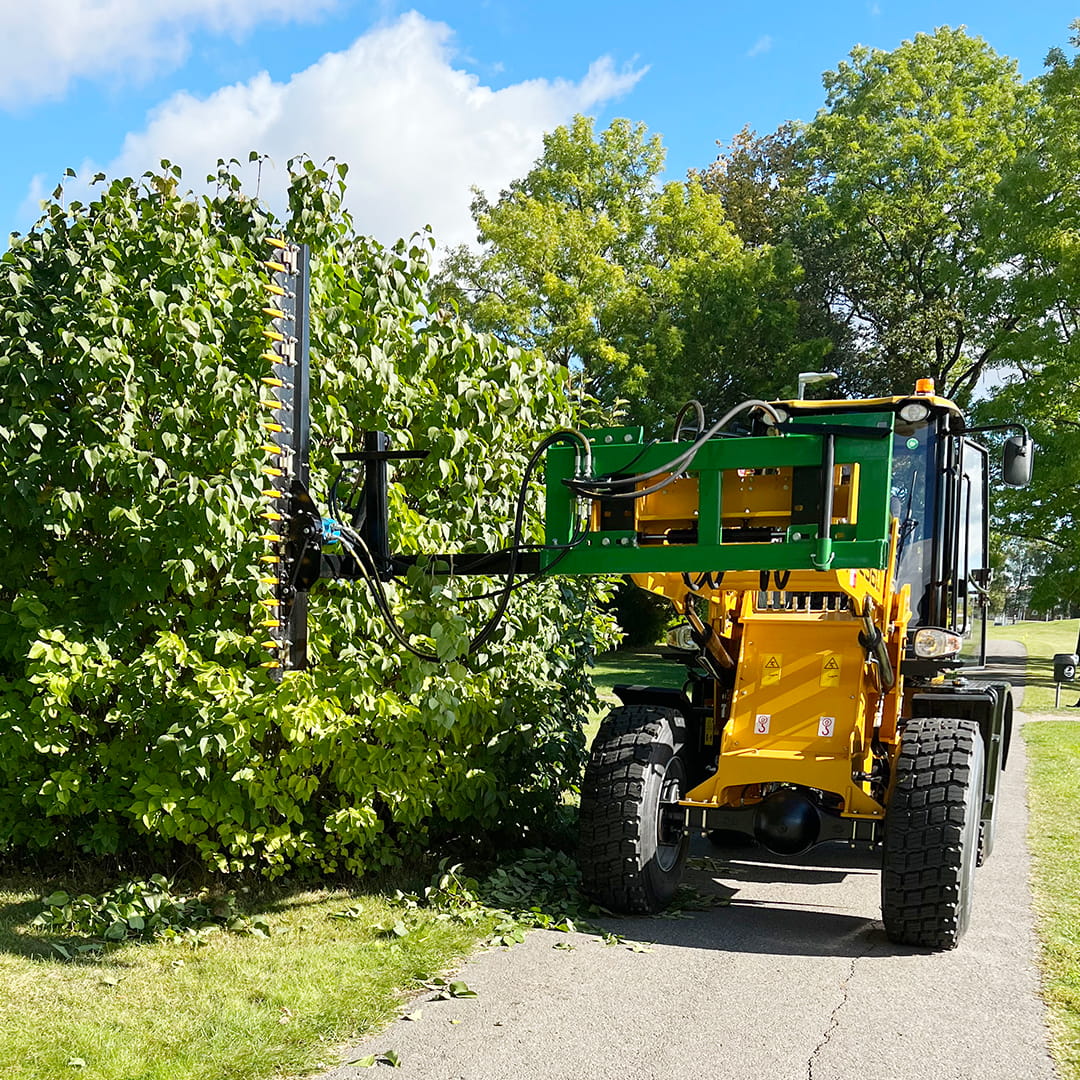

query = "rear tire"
[881, 717, 984, 950]
[578, 705, 689, 914]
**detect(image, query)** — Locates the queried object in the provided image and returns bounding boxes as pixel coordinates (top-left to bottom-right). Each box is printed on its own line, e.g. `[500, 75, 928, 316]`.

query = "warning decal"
[754, 714, 771, 735]
[818, 716, 836, 738]
[820, 653, 842, 688]
[761, 654, 783, 685]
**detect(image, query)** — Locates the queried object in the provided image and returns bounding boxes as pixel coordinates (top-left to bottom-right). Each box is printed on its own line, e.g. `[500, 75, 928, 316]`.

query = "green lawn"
[1023, 723, 1080, 1079]
[0, 873, 490, 1080]
[586, 647, 687, 745]
[988, 618, 1080, 713]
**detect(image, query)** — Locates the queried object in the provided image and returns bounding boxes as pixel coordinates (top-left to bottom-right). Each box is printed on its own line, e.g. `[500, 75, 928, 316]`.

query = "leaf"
[448, 981, 477, 998]
[402, 1009, 422, 1021]
[67, 1059, 86, 1068]
[346, 1054, 377, 1067]
[43, 891, 70, 907]
[383, 1050, 402, 1067]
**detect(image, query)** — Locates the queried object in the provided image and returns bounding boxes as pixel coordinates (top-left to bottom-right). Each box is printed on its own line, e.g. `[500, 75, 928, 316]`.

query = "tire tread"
[881, 717, 982, 950]
[578, 705, 682, 914]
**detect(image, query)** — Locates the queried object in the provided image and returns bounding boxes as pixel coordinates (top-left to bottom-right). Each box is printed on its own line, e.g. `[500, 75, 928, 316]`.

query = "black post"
[1073, 622, 1080, 707]
[364, 430, 392, 579]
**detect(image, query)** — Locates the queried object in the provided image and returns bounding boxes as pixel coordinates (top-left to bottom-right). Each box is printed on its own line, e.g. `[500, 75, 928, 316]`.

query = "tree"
[0, 158, 617, 874]
[701, 29, 1039, 400]
[696, 124, 859, 388]
[695, 123, 804, 249]
[796, 27, 1038, 400]
[977, 22, 1080, 609]
[438, 116, 825, 434]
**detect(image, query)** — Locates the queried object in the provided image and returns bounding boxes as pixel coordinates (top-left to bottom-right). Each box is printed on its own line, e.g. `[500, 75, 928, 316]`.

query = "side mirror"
[1002, 435, 1033, 487]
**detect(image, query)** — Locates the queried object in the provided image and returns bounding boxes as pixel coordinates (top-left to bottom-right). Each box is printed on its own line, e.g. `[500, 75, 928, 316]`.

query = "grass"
[585, 647, 686, 745]
[986, 617, 1080, 1077]
[1022, 723, 1080, 1079]
[0, 871, 491, 1080]
[988, 617, 1080, 713]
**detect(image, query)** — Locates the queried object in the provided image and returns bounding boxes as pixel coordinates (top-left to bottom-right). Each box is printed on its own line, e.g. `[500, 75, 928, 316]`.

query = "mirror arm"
[964, 421, 1030, 442]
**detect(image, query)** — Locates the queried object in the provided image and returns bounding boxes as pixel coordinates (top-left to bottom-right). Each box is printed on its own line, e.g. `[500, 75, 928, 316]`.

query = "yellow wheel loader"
[257, 241, 1033, 951]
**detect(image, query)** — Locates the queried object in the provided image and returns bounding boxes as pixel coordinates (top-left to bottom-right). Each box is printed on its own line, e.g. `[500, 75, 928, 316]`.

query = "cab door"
[955, 439, 990, 664]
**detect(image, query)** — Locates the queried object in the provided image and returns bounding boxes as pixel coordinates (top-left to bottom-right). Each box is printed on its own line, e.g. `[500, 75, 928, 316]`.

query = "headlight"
[898, 400, 931, 423]
[913, 628, 963, 658]
[667, 625, 695, 650]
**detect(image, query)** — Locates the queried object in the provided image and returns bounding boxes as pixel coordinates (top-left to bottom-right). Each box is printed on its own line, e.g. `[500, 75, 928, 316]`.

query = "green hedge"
[0, 158, 617, 875]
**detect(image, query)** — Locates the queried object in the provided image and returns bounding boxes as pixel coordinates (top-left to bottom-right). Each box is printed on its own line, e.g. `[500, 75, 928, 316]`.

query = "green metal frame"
[542, 412, 896, 575]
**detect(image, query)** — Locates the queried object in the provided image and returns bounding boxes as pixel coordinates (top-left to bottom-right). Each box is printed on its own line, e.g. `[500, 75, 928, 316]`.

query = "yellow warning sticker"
[820, 653, 842, 688]
[761, 654, 783, 685]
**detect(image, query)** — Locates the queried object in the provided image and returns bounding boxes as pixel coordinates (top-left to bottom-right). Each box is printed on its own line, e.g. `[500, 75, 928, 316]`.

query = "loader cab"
[891, 408, 990, 674]
[778, 386, 1000, 676]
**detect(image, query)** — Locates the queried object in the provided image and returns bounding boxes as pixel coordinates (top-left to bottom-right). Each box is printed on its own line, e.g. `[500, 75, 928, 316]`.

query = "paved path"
[323, 642, 1055, 1080]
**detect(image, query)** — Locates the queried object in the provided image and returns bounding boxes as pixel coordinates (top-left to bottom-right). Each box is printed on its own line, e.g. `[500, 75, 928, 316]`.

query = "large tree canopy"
[703, 27, 1038, 402]
[438, 116, 826, 434]
[977, 23, 1080, 611]
[799, 27, 1037, 399]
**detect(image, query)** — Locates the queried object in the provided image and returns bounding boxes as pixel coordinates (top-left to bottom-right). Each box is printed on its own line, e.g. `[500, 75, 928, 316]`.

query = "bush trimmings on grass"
[31, 876, 269, 956]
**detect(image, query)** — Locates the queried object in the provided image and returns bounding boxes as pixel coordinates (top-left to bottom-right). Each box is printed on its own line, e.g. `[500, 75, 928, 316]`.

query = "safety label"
[761, 654, 783, 685]
[820, 653, 842, 687]
[754, 714, 771, 735]
[818, 716, 836, 738]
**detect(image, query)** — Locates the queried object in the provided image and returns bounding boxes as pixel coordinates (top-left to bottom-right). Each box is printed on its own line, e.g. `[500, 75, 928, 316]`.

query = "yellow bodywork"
[628, 403, 919, 821]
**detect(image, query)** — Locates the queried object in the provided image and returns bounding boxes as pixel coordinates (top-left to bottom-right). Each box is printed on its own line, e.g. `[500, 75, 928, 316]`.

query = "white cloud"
[747, 35, 773, 58]
[1, 0, 338, 108]
[69, 13, 644, 250]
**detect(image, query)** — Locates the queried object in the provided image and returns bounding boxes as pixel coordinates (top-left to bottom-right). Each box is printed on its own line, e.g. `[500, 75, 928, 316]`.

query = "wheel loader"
[257, 241, 1034, 951]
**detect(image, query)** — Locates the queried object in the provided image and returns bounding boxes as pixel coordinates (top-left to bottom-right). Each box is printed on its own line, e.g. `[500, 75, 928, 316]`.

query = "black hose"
[566, 399, 783, 502]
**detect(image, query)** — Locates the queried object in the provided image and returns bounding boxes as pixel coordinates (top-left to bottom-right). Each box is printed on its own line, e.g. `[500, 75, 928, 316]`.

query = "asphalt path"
[323, 641, 1056, 1080]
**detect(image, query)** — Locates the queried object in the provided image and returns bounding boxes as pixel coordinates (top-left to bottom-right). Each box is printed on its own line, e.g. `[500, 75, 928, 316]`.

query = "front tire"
[578, 705, 689, 914]
[881, 717, 984, 950]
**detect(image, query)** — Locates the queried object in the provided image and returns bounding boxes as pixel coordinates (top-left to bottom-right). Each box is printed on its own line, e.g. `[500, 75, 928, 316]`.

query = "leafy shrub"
[0, 158, 618, 876]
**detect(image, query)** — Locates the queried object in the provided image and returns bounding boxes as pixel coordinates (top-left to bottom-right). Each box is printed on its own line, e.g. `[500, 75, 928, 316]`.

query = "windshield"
[892, 424, 938, 626]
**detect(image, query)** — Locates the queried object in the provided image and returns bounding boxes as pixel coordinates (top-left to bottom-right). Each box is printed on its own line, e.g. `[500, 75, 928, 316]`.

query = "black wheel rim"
[655, 759, 686, 873]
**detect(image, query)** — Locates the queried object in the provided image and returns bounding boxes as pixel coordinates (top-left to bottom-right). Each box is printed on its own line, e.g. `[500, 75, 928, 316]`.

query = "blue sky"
[4, 1, 1077, 249]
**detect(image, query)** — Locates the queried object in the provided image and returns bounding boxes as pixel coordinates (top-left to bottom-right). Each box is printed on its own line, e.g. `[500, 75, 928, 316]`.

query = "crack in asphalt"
[807, 942, 877, 1080]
